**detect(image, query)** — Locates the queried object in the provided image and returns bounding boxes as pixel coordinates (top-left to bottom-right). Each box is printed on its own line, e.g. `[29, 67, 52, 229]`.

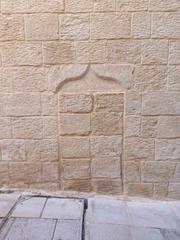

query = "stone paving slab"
[0, 194, 20, 218]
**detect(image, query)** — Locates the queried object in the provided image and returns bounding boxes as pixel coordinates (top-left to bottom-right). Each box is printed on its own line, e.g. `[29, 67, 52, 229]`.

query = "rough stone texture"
[132, 13, 150, 38]
[169, 41, 180, 65]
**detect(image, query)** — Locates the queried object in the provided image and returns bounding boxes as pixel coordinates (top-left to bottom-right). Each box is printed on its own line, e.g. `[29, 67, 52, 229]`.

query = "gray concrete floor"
[0, 193, 180, 240]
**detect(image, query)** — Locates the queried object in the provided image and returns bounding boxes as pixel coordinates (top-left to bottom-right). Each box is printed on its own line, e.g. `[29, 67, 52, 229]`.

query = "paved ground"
[0, 193, 180, 240]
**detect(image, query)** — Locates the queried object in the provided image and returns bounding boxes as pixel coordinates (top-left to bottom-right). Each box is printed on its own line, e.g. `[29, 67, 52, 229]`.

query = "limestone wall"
[0, 0, 180, 199]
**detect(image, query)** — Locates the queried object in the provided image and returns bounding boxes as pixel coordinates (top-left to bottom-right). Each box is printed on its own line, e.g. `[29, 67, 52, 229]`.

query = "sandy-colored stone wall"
[0, 0, 180, 199]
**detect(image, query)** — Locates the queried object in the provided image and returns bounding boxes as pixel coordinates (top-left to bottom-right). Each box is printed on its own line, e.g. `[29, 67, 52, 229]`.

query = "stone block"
[125, 116, 141, 137]
[91, 136, 122, 158]
[0, 15, 24, 41]
[59, 94, 93, 113]
[116, 0, 148, 11]
[168, 66, 180, 91]
[43, 117, 58, 139]
[30, 0, 64, 13]
[125, 137, 154, 161]
[60, 14, 89, 40]
[0, 163, 9, 185]
[142, 161, 176, 183]
[0, 68, 13, 93]
[125, 91, 141, 115]
[43, 42, 75, 64]
[63, 159, 90, 179]
[106, 40, 141, 64]
[25, 140, 41, 161]
[61, 137, 90, 158]
[1, 42, 42, 66]
[124, 183, 153, 198]
[65, 0, 94, 12]
[12, 117, 43, 139]
[141, 117, 158, 138]
[40, 139, 58, 161]
[142, 40, 168, 64]
[157, 116, 180, 138]
[173, 164, 180, 182]
[63, 180, 91, 192]
[94, 0, 116, 12]
[152, 13, 180, 38]
[132, 13, 150, 38]
[91, 157, 121, 178]
[92, 180, 122, 195]
[154, 183, 168, 198]
[91, 14, 131, 39]
[1, 0, 29, 13]
[155, 139, 180, 161]
[150, 0, 180, 11]
[25, 14, 59, 40]
[42, 163, 59, 182]
[60, 114, 90, 136]
[91, 112, 123, 135]
[168, 184, 180, 199]
[0, 118, 11, 139]
[123, 161, 140, 183]
[41, 93, 58, 116]
[142, 92, 180, 115]
[169, 41, 180, 65]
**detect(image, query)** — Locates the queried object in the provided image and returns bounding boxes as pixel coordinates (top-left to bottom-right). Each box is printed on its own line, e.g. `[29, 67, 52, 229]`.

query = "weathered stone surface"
[94, 0, 116, 12]
[116, 0, 148, 11]
[0, 68, 13, 93]
[141, 117, 158, 138]
[0, 118, 11, 139]
[92, 180, 122, 194]
[125, 116, 140, 137]
[60, 114, 90, 136]
[125, 91, 141, 115]
[60, 14, 89, 40]
[124, 183, 153, 197]
[125, 137, 154, 161]
[65, 0, 94, 12]
[157, 116, 180, 138]
[0, 15, 24, 41]
[154, 183, 168, 198]
[124, 161, 140, 183]
[142, 40, 168, 64]
[142, 162, 176, 183]
[41, 93, 58, 116]
[142, 92, 180, 115]
[25, 14, 59, 40]
[40, 139, 58, 161]
[63, 159, 90, 179]
[171, 164, 180, 182]
[61, 137, 90, 158]
[0, 163, 9, 185]
[152, 13, 180, 38]
[1, 0, 30, 13]
[169, 41, 180, 65]
[1, 42, 42, 66]
[150, 0, 180, 11]
[59, 94, 93, 113]
[155, 139, 180, 161]
[168, 66, 180, 91]
[168, 184, 180, 199]
[132, 13, 150, 38]
[63, 180, 91, 192]
[91, 14, 131, 39]
[42, 163, 59, 182]
[43, 117, 58, 139]
[25, 140, 41, 161]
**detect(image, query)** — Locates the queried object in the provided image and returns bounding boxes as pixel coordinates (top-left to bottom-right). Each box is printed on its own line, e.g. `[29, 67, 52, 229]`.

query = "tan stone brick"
[154, 183, 168, 198]
[0, 68, 13, 93]
[155, 139, 180, 161]
[25, 140, 41, 161]
[142, 162, 176, 183]
[0, 163, 9, 185]
[59, 94, 93, 113]
[158, 116, 180, 139]
[173, 164, 180, 182]
[63, 159, 90, 179]
[1, 42, 42, 66]
[124, 183, 153, 198]
[0, 118, 11, 139]
[0, 139, 25, 161]
[0, 15, 24, 41]
[124, 161, 140, 183]
[125, 91, 141, 115]
[133, 65, 167, 91]
[91, 136, 122, 158]
[43, 42, 75, 64]
[63, 180, 91, 192]
[106, 40, 141, 64]
[169, 41, 180, 65]
[92, 157, 121, 178]
[168, 66, 180, 91]
[142, 92, 180, 115]
[30, 0, 64, 13]
[4, 93, 41, 117]
[61, 137, 90, 158]
[12, 117, 43, 139]
[60, 114, 90, 136]
[150, 0, 180, 11]
[1, 0, 29, 13]
[91, 14, 131, 39]
[95, 93, 124, 112]
[76, 41, 106, 63]
[92, 180, 122, 195]
[116, 0, 148, 11]
[25, 14, 59, 40]
[40, 139, 58, 161]
[9, 163, 41, 183]
[65, 0, 93, 12]
[91, 112, 123, 135]
[125, 137, 154, 161]
[43, 117, 58, 139]
[125, 116, 141, 137]
[132, 13, 150, 38]
[60, 14, 89, 40]
[30, 183, 60, 191]
[42, 163, 59, 182]
[142, 40, 168, 64]
[41, 93, 58, 116]
[141, 117, 158, 138]
[94, 0, 116, 12]
[152, 13, 180, 38]
[168, 184, 180, 199]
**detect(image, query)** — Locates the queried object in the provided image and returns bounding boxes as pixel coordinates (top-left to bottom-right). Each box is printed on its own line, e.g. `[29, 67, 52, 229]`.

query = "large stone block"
[25, 14, 59, 40]
[41, 93, 58, 116]
[150, 0, 180, 11]
[141, 40, 168, 64]
[157, 116, 180, 138]
[125, 91, 141, 115]
[60, 14, 89, 40]
[155, 139, 180, 161]
[142, 162, 176, 183]
[42, 163, 59, 182]
[94, 0, 116, 12]
[60, 114, 90, 136]
[125, 116, 140, 137]
[125, 137, 154, 161]
[0, 68, 13, 93]
[91, 14, 131, 39]
[124, 183, 153, 198]
[132, 13, 150, 38]
[1, 0, 29, 13]
[141, 117, 158, 138]
[59, 94, 93, 113]
[40, 140, 58, 162]
[92, 180, 122, 195]
[61, 137, 90, 158]
[65, 0, 93, 12]
[154, 183, 168, 198]
[25, 140, 41, 161]
[168, 184, 180, 199]
[168, 66, 180, 91]
[0, 15, 24, 41]
[0, 163, 9, 185]
[0, 118, 11, 139]
[152, 13, 180, 38]
[63, 180, 91, 192]
[123, 161, 140, 183]
[169, 41, 180, 65]
[142, 92, 180, 115]
[43, 117, 58, 139]
[43, 42, 75, 64]
[116, 0, 148, 11]
[172, 164, 180, 182]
